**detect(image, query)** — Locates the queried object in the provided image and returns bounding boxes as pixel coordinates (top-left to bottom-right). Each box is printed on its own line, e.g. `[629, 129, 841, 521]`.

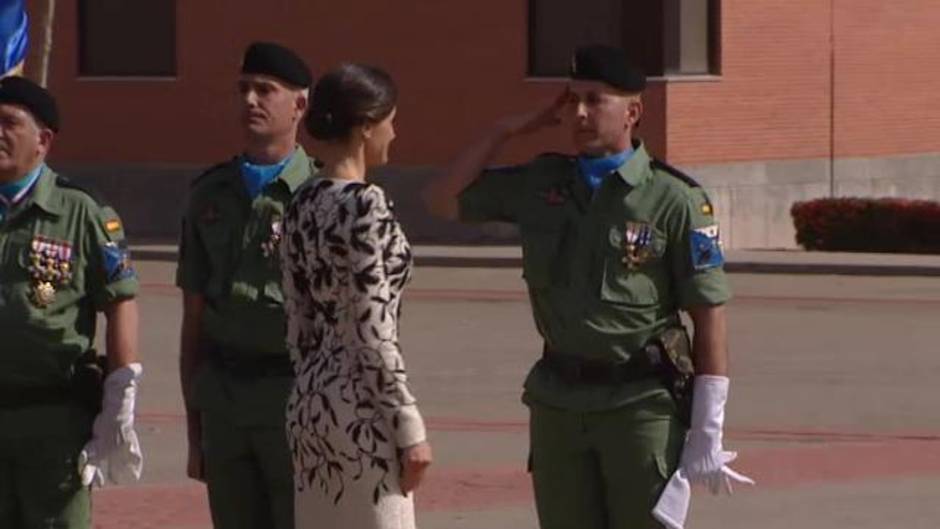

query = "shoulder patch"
[650, 159, 701, 189]
[55, 175, 109, 206]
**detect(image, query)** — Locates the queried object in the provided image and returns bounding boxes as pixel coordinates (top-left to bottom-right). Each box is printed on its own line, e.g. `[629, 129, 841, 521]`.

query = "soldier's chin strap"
[79, 363, 144, 487]
[652, 375, 755, 529]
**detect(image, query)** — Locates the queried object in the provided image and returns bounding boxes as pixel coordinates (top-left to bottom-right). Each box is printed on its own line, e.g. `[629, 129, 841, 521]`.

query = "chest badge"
[261, 218, 283, 259]
[622, 222, 654, 270]
[201, 204, 221, 224]
[537, 187, 568, 206]
[28, 236, 74, 307]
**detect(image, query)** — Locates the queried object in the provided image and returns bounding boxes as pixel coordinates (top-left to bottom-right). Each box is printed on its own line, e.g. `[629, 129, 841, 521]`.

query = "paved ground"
[88, 259, 940, 529]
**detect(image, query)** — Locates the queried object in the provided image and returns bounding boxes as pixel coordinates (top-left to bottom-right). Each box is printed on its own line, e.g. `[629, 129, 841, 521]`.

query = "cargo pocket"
[521, 229, 564, 289]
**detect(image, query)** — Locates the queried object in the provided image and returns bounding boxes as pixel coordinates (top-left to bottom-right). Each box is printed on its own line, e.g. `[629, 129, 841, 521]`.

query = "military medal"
[622, 221, 654, 270]
[261, 218, 282, 259]
[32, 281, 56, 307]
[27, 236, 73, 307]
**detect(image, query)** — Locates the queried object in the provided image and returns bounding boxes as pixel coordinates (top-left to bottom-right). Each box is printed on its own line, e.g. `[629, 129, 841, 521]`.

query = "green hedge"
[791, 197, 940, 253]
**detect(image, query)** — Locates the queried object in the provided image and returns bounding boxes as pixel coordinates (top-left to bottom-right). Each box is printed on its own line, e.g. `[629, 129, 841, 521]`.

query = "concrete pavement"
[86, 260, 940, 529]
[131, 242, 940, 276]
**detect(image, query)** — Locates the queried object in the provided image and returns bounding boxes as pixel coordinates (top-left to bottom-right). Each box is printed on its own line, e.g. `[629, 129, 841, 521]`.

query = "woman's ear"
[360, 121, 374, 141]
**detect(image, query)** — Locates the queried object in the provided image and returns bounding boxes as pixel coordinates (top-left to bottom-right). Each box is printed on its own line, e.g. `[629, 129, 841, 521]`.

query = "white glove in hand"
[79, 363, 144, 487]
[652, 375, 754, 529]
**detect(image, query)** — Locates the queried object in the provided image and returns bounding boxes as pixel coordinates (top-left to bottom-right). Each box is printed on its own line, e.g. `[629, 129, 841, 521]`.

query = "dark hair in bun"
[305, 63, 397, 141]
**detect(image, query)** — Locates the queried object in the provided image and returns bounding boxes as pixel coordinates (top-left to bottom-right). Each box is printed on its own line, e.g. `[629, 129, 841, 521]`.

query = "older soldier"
[424, 45, 753, 529]
[176, 42, 315, 529]
[0, 77, 142, 529]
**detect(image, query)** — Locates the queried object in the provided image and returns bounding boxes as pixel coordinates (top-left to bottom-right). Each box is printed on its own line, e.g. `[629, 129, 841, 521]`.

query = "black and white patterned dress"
[280, 179, 426, 529]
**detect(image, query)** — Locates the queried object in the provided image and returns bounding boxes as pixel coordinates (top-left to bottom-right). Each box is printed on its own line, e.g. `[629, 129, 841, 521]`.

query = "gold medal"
[32, 281, 56, 307]
[623, 222, 654, 270]
[262, 219, 283, 259]
[26, 236, 73, 308]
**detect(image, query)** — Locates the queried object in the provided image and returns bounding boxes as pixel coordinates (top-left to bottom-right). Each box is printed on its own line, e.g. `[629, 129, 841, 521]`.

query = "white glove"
[79, 363, 144, 487]
[652, 375, 754, 529]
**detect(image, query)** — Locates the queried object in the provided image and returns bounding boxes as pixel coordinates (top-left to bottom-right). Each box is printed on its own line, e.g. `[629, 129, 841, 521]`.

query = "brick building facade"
[31, 0, 940, 247]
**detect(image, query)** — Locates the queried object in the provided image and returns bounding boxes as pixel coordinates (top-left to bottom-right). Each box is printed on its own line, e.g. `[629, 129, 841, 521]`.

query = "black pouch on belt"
[646, 327, 695, 426]
[70, 349, 107, 415]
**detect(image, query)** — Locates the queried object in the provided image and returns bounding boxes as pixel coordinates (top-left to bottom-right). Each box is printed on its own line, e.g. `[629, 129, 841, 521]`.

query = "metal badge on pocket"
[622, 221, 654, 270]
[28, 236, 73, 307]
[261, 217, 283, 259]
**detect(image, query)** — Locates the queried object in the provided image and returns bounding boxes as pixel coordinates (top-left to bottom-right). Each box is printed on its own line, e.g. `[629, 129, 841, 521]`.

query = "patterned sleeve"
[344, 185, 426, 448]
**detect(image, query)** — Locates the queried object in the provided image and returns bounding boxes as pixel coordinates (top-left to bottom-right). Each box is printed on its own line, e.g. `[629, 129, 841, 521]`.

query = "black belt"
[208, 344, 293, 378]
[540, 343, 668, 385]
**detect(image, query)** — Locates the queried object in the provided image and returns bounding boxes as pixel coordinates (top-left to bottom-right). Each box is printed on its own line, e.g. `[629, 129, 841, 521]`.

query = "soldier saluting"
[424, 45, 753, 529]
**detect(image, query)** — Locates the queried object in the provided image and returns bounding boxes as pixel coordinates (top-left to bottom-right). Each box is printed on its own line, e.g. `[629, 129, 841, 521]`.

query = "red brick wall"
[34, 1, 590, 166]
[831, 1, 940, 158]
[667, 0, 940, 165]
[28, 0, 940, 167]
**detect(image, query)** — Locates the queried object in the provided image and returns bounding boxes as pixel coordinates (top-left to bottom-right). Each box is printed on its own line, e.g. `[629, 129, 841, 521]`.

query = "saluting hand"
[399, 440, 433, 494]
[495, 88, 573, 137]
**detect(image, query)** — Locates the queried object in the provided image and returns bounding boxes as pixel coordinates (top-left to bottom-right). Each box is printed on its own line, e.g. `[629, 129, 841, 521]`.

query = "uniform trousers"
[202, 410, 295, 529]
[528, 389, 686, 529]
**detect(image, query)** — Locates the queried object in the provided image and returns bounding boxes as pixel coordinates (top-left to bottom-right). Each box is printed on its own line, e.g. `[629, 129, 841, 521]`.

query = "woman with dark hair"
[280, 64, 431, 529]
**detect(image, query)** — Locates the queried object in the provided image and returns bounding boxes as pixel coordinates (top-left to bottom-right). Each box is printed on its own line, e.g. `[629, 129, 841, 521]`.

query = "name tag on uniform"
[690, 225, 724, 271]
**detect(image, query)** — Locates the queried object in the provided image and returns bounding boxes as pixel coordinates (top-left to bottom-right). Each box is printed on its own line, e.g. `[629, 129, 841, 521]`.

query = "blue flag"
[0, 0, 28, 76]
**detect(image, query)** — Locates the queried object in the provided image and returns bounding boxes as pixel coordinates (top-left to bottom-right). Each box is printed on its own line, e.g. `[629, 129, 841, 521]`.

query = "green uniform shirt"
[176, 147, 315, 354]
[0, 166, 138, 436]
[176, 147, 315, 425]
[459, 142, 731, 411]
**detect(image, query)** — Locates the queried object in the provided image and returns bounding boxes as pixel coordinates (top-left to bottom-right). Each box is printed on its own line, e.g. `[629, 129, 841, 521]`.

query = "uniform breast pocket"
[600, 225, 667, 306]
[521, 228, 565, 289]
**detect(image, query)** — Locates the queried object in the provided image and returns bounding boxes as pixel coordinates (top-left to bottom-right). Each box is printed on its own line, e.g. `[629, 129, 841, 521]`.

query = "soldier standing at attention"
[423, 45, 753, 529]
[176, 42, 315, 529]
[0, 76, 143, 529]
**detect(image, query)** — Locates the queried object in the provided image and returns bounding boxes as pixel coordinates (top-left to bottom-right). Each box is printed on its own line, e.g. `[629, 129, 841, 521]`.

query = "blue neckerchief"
[0, 163, 43, 220]
[239, 152, 293, 200]
[576, 148, 634, 191]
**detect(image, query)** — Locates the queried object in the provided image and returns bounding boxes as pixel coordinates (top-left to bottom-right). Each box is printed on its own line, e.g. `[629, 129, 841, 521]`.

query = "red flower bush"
[791, 198, 940, 253]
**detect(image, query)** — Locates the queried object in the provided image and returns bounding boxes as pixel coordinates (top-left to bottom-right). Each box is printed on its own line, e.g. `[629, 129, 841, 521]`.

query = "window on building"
[528, 0, 720, 78]
[79, 0, 176, 77]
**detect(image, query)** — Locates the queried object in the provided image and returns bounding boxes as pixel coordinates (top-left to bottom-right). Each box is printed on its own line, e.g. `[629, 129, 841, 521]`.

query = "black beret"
[241, 41, 312, 88]
[570, 45, 646, 93]
[0, 76, 59, 132]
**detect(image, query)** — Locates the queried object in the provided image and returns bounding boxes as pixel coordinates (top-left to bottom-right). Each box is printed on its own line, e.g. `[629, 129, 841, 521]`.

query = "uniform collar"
[614, 140, 652, 188]
[276, 145, 313, 193]
[234, 145, 312, 197]
[18, 165, 63, 216]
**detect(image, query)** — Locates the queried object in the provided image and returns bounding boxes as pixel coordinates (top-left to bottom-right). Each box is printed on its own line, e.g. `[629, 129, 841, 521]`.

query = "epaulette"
[55, 174, 109, 206]
[536, 151, 575, 161]
[190, 158, 236, 188]
[650, 159, 701, 188]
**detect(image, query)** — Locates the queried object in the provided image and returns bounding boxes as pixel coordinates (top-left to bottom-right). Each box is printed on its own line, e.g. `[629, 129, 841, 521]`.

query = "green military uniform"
[0, 166, 138, 529]
[459, 142, 731, 529]
[176, 147, 315, 529]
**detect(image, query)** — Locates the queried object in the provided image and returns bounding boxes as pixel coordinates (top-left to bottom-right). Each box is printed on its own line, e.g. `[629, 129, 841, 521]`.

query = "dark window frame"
[77, 0, 178, 78]
[527, 0, 722, 79]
